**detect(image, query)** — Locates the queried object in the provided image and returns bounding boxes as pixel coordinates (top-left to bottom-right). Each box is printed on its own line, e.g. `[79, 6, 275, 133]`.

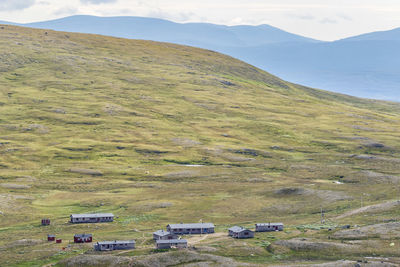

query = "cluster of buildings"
[152, 222, 216, 249]
[42, 213, 284, 251]
[227, 223, 284, 239]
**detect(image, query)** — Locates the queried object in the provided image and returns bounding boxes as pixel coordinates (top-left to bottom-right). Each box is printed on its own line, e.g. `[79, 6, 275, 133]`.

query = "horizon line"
[1, 14, 399, 42]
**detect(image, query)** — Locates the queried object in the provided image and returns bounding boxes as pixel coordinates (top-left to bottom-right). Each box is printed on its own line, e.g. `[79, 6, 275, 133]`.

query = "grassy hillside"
[1, 25, 400, 266]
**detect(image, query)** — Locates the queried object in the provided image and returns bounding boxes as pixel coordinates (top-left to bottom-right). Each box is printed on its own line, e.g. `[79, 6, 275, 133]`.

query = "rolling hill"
[3, 15, 400, 101]
[1, 25, 400, 266]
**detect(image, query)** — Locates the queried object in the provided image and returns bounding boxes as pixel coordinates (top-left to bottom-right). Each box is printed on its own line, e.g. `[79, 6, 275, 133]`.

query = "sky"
[0, 0, 400, 41]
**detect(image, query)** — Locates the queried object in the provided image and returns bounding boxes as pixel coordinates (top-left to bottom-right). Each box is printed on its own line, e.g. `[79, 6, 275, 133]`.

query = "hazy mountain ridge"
[24, 15, 320, 47]
[340, 27, 400, 42]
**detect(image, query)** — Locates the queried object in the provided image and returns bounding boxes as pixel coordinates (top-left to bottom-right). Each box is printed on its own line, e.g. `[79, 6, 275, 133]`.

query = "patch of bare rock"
[15, 176, 37, 182]
[68, 168, 103, 176]
[333, 222, 400, 239]
[350, 154, 400, 163]
[274, 238, 354, 251]
[271, 259, 398, 267]
[58, 255, 131, 267]
[58, 251, 255, 267]
[345, 171, 400, 184]
[275, 187, 351, 202]
[1, 183, 31, 189]
[171, 138, 202, 147]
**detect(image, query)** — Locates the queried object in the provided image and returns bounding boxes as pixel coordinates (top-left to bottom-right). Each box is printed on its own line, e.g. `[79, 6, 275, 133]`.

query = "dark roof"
[256, 223, 284, 226]
[70, 213, 114, 218]
[156, 239, 187, 244]
[74, 234, 92, 238]
[153, 230, 173, 236]
[97, 240, 135, 245]
[167, 223, 214, 229]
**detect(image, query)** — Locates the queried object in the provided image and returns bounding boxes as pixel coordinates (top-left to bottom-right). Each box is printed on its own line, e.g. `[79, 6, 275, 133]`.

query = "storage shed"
[47, 234, 55, 241]
[228, 226, 254, 239]
[70, 213, 114, 223]
[74, 234, 93, 243]
[255, 223, 284, 232]
[167, 223, 215, 235]
[156, 239, 187, 249]
[94, 240, 135, 251]
[153, 230, 178, 240]
[41, 219, 50, 226]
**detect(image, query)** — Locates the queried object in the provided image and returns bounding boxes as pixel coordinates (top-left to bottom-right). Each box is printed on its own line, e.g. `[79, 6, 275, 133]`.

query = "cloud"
[0, 0, 36, 10]
[319, 18, 337, 24]
[145, 8, 198, 22]
[288, 13, 316, 21]
[53, 6, 78, 16]
[337, 14, 352, 21]
[80, 0, 118, 4]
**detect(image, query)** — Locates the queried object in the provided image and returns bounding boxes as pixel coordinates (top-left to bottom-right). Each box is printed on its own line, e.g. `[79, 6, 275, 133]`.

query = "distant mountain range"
[2, 15, 399, 101]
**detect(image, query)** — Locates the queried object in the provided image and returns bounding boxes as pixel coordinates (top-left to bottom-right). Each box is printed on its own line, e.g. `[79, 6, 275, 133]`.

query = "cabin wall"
[255, 225, 283, 232]
[71, 217, 114, 223]
[167, 227, 214, 235]
[153, 233, 177, 240]
[156, 242, 187, 249]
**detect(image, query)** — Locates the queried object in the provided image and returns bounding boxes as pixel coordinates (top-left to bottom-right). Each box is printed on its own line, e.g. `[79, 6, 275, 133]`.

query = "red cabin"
[47, 234, 55, 241]
[74, 234, 92, 243]
[56, 239, 62, 243]
[41, 219, 50, 226]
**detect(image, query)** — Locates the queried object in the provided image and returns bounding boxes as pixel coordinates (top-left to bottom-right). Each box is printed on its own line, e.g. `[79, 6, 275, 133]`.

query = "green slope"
[1, 25, 400, 266]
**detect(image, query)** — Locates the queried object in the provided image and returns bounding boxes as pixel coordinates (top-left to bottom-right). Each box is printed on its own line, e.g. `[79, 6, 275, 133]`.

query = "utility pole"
[361, 195, 363, 208]
[321, 207, 325, 224]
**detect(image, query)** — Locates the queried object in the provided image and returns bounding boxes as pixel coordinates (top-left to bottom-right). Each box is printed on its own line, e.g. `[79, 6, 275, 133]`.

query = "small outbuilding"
[47, 234, 55, 241]
[56, 239, 62, 243]
[70, 213, 114, 224]
[94, 240, 135, 251]
[41, 219, 50, 226]
[74, 234, 93, 243]
[156, 239, 187, 249]
[153, 230, 178, 240]
[228, 226, 254, 239]
[255, 223, 284, 232]
[167, 223, 215, 235]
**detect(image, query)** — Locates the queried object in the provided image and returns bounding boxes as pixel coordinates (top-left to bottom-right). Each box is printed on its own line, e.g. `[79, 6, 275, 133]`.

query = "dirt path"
[187, 232, 226, 245]
[336, 200, 400, 219]
[116, 249, 136, 255]
[188, 234, 209, 244]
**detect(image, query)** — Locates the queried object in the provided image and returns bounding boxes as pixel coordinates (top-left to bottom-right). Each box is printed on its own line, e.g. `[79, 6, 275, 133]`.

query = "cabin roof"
[256, 223, 283, 226]
[167, 223, 214, 229]
[74, 234, 92, 238]
[229, 226, 253, 233]
[97, 240, 135, 245]
[153, 230, 172, 236]
[156, 239, 187, 244]
[228, 226, 243, 232]
[70, 213, 114, 218]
